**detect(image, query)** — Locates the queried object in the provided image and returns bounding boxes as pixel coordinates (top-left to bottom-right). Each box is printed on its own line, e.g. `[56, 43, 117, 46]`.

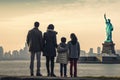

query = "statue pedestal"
[102, 42, 116, 54]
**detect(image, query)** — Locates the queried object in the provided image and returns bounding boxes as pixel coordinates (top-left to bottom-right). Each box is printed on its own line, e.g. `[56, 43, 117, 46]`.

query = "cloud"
[0, 0, 119, 4]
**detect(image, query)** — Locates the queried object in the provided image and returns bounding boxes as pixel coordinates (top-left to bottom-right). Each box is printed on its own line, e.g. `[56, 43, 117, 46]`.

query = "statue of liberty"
[104, 13, 113, 42]
[102, 14, 116, 54]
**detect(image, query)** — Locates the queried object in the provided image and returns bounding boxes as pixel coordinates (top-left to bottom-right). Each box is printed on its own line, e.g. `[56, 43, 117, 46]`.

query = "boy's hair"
[61, 37, 66, 43]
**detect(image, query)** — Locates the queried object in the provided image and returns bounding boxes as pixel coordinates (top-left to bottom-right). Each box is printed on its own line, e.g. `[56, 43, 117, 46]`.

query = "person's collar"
[34, 27, 38, 29]
[47, 29, 53, 32]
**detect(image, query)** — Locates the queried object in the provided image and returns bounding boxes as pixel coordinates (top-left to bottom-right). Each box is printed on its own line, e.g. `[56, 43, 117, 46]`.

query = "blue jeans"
[60, 64, 67, 76]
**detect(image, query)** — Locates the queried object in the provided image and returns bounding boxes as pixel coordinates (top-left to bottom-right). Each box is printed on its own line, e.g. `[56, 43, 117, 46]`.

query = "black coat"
[43, 30, 57, 57]
[27, 27, 43, 52]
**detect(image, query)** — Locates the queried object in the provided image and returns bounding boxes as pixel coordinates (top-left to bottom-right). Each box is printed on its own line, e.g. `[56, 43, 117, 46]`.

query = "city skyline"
[0, 0, 120, 52]
[0, 43, 29, 60]
[1, 43, 120, 60]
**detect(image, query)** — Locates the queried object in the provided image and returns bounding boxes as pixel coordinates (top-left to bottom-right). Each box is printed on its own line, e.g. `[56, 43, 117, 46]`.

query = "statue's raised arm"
[104, 13, 107, 22]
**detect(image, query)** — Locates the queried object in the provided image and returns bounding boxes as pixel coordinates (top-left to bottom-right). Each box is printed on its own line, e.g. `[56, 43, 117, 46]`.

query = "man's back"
[27, 27, 42, 52]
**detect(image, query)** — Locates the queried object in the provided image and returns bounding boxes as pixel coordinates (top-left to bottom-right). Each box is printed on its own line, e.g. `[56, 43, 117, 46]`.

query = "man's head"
[34, 21, 39, 28]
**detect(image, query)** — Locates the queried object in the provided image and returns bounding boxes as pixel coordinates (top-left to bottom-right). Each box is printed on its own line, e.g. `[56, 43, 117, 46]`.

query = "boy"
[56, 37, 68, 77]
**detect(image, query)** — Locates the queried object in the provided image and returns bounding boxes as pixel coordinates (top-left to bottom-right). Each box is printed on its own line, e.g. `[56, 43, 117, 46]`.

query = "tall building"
[0, 46, 4, 59]
[12, 50, 19, 58]
[88, 48, 97, 56]
[89, 48, 93, 54]
[24, 42, 29, 54]
[97, 47, 101, 54]
[80, 50, 86, 56]
[116, 50, 120, 55]
[19, 42, 29, 60]
[4, 51, 11, 60]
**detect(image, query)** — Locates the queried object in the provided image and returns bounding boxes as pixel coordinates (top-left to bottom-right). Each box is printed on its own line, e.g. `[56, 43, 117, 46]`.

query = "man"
[104, 13, 113, 42]
[43, 24, 57, 77]
[27, 21, 43, 76]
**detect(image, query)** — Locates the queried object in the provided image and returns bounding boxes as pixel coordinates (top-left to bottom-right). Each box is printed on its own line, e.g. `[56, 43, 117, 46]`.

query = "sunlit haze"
[0, 0, 120, 53]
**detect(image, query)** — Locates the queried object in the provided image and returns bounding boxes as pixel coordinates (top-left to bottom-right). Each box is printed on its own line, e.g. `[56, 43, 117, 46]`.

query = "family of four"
[26, 21, 80, 77]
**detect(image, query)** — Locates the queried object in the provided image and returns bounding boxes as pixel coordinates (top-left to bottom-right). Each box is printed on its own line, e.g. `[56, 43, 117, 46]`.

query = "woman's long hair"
[70, 33, 77, 45]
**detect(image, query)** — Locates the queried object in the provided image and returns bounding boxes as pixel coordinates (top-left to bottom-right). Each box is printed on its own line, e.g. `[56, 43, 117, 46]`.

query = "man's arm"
[26, 31, 30, 46]
[43, 33, 46, 48]
[104, 13, 107, 22]
[39, 31, 43, 51]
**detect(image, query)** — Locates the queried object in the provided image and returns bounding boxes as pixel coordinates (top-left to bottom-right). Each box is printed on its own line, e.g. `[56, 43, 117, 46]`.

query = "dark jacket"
[27, 27, 43, 52]
[43, 29, 57, 57]
[56, 43, 68, 64]
[68, 41, 80, 59]
[57, 43, 68, 53]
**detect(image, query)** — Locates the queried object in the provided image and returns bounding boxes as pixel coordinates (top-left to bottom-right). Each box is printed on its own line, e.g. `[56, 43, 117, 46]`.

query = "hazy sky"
[0, 0, 120, 53]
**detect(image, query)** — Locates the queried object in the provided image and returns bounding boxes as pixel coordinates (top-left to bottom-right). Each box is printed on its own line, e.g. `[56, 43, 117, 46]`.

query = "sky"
[0, 0, 120, 53]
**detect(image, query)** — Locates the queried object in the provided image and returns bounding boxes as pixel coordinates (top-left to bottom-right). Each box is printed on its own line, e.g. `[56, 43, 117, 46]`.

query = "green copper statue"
[104, 14, 113, 42]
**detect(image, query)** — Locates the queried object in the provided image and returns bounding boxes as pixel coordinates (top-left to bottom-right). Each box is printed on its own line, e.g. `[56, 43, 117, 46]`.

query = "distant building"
[0, 46, 4, 59]
[97, 47, 101, 54]
[19, 43, 29, 60]
[4, 51, 12, 60]
[80, 50, 86, 56]
[116, 50, 120, 56]
[24, 43, 29, 54]
[89, 48, 93, 54]
[12, 50, 19, 59]
[88, 48, 97, 56]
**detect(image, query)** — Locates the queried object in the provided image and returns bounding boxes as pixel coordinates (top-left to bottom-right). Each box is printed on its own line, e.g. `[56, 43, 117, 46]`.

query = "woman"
[43, 24, 57, 77]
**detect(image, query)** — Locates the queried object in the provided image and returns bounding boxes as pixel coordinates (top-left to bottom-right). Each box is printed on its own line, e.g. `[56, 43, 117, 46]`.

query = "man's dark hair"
[34, 21, 39, 27]
[61, 37, 66, 43]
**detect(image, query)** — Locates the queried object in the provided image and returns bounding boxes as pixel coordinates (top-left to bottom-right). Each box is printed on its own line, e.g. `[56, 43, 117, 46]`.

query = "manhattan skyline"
[0, 0, 120, 52]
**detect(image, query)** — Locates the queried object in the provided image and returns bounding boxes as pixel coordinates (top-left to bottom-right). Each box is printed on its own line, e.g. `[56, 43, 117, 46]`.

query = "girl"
[68, 33, 80, 77]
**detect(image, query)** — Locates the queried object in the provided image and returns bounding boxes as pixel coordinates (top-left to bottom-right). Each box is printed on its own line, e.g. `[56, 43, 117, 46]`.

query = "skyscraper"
[97, 47, 101, 54]
[0, 46, 4, 59]
[89, 48, 93, 54]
